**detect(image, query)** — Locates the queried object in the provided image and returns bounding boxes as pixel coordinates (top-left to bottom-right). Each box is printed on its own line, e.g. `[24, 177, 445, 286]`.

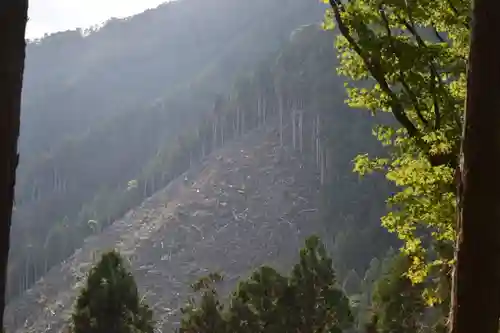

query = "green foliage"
[70, 251, 154, 333]
[180, 236, 353, 333]
[371, 254, 426, 333]
[324, 0, 470, 305]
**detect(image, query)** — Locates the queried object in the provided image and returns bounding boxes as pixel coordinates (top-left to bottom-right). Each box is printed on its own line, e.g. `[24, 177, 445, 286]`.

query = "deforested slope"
[5, 124, 328, 333]
[10, 0, 327, 301]
[7, 21, 396, 333]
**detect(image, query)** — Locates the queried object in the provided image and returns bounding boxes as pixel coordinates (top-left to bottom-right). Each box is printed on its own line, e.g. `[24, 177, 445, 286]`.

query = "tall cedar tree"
[449, 1, 500, 332]
[0, 0, 28, 328]
[70, 251, 154, 333]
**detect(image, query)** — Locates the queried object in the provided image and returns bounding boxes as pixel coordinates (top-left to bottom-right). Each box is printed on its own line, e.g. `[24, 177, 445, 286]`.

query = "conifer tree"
[70, 250, 155, 333]
[180, 236, 353, 333]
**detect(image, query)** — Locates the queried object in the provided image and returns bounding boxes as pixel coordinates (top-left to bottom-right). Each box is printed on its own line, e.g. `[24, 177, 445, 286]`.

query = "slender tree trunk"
[143, 178, 148, 196]
[449, 1, 500, 333]
[263, 98, 267, 126]
[242, 108, 246, 135]
[213, 118, 217, 151]
[24, 253, 29, 292]
[316, 114, 321, 167]
[278, 94, 284, 147]
[325, 148, 330, 183]
[236, 106, 241, 137]
[299, 110, 303, 153]
[311, 116, 316, 157]
[320, 148, 325, 186]
[220, 117, 224, 146]
[33, 261, 38, 285]
[232, 113, 236, 139]
[0, 1, 28, 327]
[257, 96, 261, 127]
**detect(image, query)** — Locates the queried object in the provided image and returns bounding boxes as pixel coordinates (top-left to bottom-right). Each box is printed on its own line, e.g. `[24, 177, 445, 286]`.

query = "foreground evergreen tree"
[180, 236, 353, 333]
[70, 251, 154, 333]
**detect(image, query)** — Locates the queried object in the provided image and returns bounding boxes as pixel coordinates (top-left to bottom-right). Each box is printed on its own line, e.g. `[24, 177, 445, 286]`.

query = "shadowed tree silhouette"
[0, 0, 28, 328]
[70, 250, 155, 333]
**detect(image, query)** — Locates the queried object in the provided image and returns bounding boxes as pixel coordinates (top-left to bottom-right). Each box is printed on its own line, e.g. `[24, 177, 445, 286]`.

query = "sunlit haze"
[27, 0, 169, 39]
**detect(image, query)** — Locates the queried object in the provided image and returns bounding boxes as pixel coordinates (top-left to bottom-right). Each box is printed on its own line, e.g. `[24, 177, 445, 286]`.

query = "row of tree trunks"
[0, 0, 29, 328]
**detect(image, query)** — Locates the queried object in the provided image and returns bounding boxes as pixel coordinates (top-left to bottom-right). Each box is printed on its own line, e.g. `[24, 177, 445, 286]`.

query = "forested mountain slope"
[9, 0, 327, 300]
[5, 112, 391, 332]
[7, 2, 397, 329]
[6, 124, 324, 332]
[19, 0, 323, 159]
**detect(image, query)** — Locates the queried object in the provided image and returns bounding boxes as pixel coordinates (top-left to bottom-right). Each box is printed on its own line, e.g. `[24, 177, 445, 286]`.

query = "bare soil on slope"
[5, 124, 328, 333]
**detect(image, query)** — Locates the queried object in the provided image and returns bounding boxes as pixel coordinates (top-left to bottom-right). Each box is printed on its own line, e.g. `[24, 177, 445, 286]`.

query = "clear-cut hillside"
[10, 1, 327, 300]
[5, 123, 328, 333]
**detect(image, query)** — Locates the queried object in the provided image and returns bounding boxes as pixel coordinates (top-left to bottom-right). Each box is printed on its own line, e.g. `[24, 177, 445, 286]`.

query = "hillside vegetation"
[6, 8, 396, 331]
[10, 0, 332, 300]
[6, 0, 492, 331]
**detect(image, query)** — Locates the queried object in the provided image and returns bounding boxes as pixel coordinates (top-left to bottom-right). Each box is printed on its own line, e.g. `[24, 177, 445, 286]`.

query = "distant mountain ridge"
[10, 0, 327, 301]
[19, 0, 326, 159]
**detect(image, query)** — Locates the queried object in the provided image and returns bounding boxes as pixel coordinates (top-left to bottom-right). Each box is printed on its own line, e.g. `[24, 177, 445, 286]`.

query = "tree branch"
[430, 70, 441, 129]
[432, 26, 447, 44]
[328, 0, 457, 169]
[329, 0, 421, 139]
[445, 0, 470, 30]
[379, 5, 429, 127]
[401, 19, 447, 129]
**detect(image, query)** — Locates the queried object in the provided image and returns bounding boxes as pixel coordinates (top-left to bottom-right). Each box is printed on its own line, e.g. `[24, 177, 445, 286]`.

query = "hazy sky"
[27, 0, 169, 39]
